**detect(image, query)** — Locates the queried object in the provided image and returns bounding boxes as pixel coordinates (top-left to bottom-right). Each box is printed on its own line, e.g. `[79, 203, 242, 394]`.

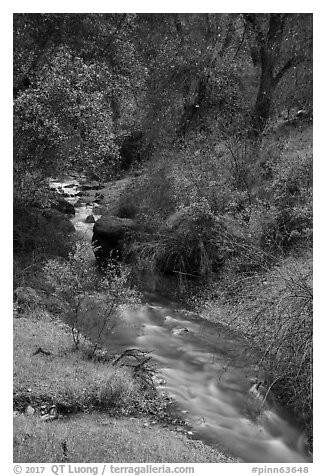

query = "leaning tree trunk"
[243, 14, 293, 137]
[251, 51, 275, 135]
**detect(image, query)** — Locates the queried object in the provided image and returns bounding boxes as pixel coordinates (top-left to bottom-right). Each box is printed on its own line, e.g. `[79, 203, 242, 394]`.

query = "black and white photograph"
[11, 6, 314, 470]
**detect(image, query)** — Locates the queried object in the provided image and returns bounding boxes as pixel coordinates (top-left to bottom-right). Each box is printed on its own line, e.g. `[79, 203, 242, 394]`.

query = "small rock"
[41, 414, 57, 422]
[164, 315, 174, 321]
[25, 405, 35, 416]
[85, 214, 95, 224]
[296, 109, 306, 118]
[172, 327, 189, 336]
[53, 196, 75, 216]
[187, 431, 194, 435]
[192, 415, 206, 426]
[176, 426, 184, 432]
[152, 376, 166, 386]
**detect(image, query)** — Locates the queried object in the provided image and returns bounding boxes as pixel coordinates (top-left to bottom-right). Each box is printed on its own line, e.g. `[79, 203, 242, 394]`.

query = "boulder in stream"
[85, 214, 95, 224]
[92, 216, 136, 263]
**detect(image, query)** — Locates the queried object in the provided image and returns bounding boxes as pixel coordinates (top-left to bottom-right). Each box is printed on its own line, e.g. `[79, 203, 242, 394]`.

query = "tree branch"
[242, 13, 265, 47]
[108, 13, 127, 46]
[273, 55, 305, 87]
[233, 20, 249, 61]
[267, 13, 286, 48]
[173, 14, 183, 36]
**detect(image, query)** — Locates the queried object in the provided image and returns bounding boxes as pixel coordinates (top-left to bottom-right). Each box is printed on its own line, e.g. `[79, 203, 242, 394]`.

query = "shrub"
[13, 206, 75, 279]
[127, 198, 243, 290]
[217, 255, 313, 443]
[259, 203, 313, 253]
[118, 155, 178, 229]
[44, 240, 140, 351]
[256, 130, 313, 253]
[165, 140, 242, 217]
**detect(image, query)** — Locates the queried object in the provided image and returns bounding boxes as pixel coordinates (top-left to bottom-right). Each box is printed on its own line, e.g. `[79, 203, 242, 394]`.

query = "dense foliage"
[14, 13, 312, 186]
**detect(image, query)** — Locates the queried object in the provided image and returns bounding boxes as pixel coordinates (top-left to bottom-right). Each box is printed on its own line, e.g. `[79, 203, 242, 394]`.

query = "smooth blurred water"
[108, 302, 311, 463]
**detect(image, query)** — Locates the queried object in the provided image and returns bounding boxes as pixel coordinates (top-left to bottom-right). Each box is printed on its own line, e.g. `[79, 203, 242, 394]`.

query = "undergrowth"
[198, 253, 313, 446]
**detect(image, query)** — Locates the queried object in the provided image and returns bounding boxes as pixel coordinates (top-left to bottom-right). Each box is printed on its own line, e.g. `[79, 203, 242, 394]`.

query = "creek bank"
[42, 209, 75, 234]
[13, 306, 236, 463]
[14, 412, 236, 463]
[14, 310, 169, 417]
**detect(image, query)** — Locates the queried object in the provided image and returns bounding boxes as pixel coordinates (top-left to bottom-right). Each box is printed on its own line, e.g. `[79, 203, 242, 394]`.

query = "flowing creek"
[50, 178, 312, 463]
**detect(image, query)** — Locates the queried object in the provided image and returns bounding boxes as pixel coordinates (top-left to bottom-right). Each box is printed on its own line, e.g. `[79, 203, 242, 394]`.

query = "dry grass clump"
[126, 199, 245, 291]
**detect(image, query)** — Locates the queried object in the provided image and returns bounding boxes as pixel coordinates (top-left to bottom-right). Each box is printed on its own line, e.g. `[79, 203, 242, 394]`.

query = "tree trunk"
[251, 51, 275, 135]
[178, 77, 208, 138]
[244, 14, 288, 136]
